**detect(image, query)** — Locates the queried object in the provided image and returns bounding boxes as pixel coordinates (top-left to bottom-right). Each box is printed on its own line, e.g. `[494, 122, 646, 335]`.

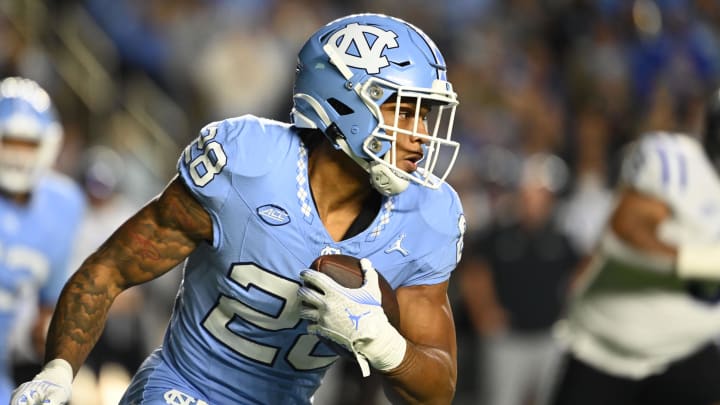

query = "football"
[308, 254, 401, 357]
[309, 254, 400, 327]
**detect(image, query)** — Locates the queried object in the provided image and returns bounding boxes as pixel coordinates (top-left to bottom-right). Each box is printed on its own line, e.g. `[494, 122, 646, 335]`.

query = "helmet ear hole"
[327, 98, 354, 116]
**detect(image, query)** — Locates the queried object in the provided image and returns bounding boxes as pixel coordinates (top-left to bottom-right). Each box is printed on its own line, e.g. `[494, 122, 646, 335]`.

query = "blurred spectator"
[190, 23, 293, 120]
[459, 153, 583, 405]
[558, 105, 615, 256]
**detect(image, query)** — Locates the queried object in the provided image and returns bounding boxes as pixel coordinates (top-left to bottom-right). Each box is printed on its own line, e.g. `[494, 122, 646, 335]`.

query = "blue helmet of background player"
[291, 13, 460, 196]
[0, 77, 62, 194]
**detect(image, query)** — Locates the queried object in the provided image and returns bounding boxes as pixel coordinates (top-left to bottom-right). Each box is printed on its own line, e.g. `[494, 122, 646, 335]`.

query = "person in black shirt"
[459, 153, 582, 405]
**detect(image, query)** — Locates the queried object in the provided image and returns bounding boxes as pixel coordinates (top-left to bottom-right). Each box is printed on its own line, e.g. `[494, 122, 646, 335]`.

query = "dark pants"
[551, 343, 720, 405]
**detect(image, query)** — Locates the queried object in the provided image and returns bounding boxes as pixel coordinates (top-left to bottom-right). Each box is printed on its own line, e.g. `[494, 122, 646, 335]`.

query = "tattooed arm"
[46, 176, 212, 373]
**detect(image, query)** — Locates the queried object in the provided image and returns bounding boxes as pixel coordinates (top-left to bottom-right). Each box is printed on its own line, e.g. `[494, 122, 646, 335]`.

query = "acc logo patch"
[326, 22, 399, 74]
[257, 204, 291, 226]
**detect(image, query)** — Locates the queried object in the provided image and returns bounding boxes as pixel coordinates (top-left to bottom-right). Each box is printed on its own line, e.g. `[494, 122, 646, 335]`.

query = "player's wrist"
[358, 322, 407, 372]
[677, 245, 720, 280]
[38, 358, 74, 385]
[10, 358, 73, 405]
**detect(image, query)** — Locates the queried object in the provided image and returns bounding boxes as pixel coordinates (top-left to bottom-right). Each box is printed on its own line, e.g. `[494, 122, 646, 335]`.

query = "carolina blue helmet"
[0, 77, 62, 193]
[292, 13, 459, 195]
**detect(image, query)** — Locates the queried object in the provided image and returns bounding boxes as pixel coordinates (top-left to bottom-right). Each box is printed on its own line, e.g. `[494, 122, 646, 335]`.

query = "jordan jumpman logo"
[345, 308, 371, 330]
[385, 233, 409, 256]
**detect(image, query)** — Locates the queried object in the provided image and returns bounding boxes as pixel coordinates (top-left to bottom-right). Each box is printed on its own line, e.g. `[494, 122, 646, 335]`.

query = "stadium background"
[2, 0, 720, 404]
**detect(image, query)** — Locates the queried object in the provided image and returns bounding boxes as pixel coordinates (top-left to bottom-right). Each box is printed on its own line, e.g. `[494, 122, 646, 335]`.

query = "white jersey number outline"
[184, 126, 228, 187]
[0, 242, 49, 311]
[202, 263, 337, 370]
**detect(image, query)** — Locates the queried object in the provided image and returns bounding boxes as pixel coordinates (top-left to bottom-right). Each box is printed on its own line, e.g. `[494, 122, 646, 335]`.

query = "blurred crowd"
[3, 0, 720, 404]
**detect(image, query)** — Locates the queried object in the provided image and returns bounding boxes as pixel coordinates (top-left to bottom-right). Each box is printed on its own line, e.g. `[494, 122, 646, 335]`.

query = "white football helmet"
[0, 77, 62, 194]
[292, 13, 459, 195]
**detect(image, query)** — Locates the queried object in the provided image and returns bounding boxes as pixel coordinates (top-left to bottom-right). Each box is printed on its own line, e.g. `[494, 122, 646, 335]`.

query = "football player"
[551, 89, 720, 405]
[0, 77, 85, 404]
[11, 13, 465, 405]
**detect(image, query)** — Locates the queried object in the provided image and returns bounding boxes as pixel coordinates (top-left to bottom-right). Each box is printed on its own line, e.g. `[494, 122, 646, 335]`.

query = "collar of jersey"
[294, 140, 396, 241]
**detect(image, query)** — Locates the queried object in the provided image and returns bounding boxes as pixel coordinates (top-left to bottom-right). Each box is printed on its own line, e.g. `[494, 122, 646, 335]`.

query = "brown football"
[309, 254, 401, 357]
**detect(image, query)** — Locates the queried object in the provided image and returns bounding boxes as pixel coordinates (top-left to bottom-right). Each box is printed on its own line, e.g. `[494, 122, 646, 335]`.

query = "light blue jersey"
[0, 173, 85, 403]
[121, 115, 465, 405]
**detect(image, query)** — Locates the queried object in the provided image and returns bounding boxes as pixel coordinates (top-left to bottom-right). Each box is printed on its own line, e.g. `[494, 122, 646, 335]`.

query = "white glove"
[298, 258, 407, 377]
[10, 359, 73, 405]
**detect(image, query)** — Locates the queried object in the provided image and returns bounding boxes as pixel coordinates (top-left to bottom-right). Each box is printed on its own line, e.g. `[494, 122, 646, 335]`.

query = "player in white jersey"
[11, 13, 465, 405]
[0, 77, 85, 404]
[551, 90, 720, 405]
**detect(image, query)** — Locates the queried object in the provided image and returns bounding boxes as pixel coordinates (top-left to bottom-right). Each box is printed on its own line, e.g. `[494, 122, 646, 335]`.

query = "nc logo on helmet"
[326, 23, 399, 74]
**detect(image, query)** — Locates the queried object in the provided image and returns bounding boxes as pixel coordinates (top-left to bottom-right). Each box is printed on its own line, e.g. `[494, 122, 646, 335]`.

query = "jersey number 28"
[202, 263, 337, 371]
[184, 126, 228, 187]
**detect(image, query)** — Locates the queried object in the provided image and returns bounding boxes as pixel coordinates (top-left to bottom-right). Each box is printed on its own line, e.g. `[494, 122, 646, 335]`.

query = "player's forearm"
[382, 343, 456, 405]
[42, 184, 205, 373]
[44, 264, 121, 374]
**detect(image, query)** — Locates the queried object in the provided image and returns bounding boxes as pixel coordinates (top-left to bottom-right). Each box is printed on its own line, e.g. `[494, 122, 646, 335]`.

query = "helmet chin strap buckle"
[368, 162, 409, 196]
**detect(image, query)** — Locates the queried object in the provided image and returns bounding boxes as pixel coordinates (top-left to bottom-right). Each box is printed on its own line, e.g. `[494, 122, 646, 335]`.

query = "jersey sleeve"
[177, 115, 293, 250]
[404, 187, 466, 286]
[177, 119, 240, 250]
[619, 133, 691, 201]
